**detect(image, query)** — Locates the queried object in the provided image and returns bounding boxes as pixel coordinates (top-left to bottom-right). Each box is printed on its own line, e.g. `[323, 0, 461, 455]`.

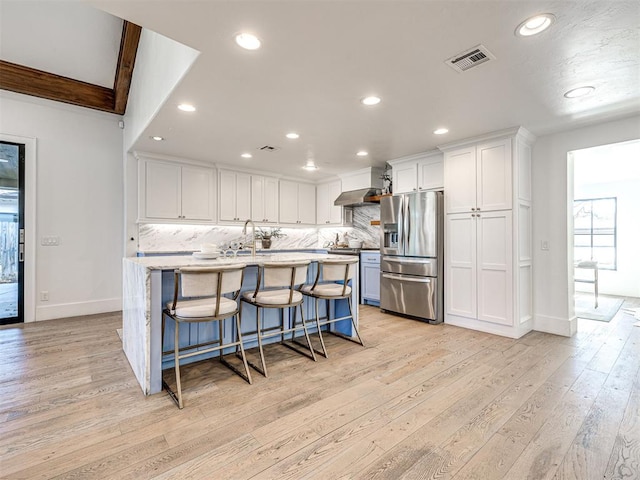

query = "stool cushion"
[168, 297, 238, 318]
[301, 283, 351, 297]
[243, 289, 302, 305]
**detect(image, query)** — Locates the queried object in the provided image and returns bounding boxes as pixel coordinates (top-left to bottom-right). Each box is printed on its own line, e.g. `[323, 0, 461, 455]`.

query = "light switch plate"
[41, 236, 60, 246]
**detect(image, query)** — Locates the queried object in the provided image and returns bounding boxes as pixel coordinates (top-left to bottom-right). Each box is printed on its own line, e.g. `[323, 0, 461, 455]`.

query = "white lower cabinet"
[446, 211, 513, 327]
[360, 251, 380, 305]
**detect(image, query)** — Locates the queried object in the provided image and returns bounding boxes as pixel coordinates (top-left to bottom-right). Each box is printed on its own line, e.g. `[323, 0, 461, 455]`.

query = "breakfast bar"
[122, 252, 359, 395]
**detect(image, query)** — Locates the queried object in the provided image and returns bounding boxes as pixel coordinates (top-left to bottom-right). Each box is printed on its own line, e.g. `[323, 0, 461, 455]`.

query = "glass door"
[0, 141, 24, 325]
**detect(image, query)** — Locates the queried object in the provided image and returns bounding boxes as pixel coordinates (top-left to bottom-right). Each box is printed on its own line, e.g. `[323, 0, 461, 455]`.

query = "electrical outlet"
[541, 240, 549, 251]
[40, 291, 49, 301]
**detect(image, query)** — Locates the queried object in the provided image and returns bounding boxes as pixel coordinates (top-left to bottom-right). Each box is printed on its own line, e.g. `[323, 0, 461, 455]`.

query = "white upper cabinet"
[219, 170, 251, 222]
[444, 139, 512, 214]
[316, 180, 342, 225]
[279, 180, 316, 225]
[251, 175, 279, 223]
[139, 156, 215, 222]
[389, 151, 443, 194]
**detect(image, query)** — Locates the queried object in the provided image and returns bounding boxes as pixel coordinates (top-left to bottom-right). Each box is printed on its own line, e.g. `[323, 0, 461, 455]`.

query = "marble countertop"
[125, 252, 357, 270]
[137, 247, 326, 255]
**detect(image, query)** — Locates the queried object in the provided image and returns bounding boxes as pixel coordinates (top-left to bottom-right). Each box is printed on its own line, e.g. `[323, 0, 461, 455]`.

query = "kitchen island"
[122, 252, 359, 395]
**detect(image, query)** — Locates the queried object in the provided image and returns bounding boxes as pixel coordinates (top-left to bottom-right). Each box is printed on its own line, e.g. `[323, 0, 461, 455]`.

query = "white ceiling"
[0, 1, 122, 88]
[4, 1, 640, 180]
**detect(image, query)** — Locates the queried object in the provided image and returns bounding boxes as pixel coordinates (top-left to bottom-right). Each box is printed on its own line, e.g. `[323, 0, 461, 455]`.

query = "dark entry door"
[0, 141, 25, 325]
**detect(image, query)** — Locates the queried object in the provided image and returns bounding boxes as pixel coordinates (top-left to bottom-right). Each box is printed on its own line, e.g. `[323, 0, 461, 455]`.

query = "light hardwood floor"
[1, 301, 638, 479]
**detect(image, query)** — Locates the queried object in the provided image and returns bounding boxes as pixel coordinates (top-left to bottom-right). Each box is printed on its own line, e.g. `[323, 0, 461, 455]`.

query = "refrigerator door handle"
[382, 257, 434, 264]
[382, 273, 432, 283]
[404, 196, 410, 253]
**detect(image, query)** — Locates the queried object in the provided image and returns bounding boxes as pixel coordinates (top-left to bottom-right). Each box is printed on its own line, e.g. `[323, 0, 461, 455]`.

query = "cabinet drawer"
[360, 252, 381, 264]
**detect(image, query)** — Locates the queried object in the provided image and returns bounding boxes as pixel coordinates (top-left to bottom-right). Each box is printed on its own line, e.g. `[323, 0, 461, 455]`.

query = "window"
[573, 197, 617, 270]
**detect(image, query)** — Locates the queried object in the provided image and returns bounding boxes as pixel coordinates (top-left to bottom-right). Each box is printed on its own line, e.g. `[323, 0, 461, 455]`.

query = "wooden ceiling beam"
[113, 21, 142, 115]
[0, 20, 141, 115]
[0, 60, 115, 112]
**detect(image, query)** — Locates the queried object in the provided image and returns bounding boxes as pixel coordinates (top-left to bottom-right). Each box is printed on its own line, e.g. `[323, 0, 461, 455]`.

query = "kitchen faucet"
[242, 219, 256, 257]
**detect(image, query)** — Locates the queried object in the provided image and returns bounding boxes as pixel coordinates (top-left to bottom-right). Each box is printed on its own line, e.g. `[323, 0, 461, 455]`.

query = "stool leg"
[174, 321, 184, 409]
[315, 297, 328, 358]
[218, 319, 224, 365]
[299, 304, 317, 362]
[256, 307, 268, 377]
[347, 296, 364, 347]
[235, 313, 252, 385]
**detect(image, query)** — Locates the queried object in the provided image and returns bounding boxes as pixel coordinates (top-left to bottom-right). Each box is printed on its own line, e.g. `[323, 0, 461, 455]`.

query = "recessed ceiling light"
[361, 96, 381, 106]
[286, 132, 300, 139]
[241, 153, 253, 159]
[515, 13, 555, 37]
[433, 128, 449, 135]
[302, 160, 318, 171]
[150, 136, 164, 141]
[564, 86, 596, 98]
[356, 151, 368, 157]
[235, 33, 261, 50]
[178, 104, 196, 112]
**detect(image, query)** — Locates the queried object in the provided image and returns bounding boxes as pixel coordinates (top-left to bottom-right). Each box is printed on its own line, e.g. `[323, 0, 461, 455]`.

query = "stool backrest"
[177, 265, 245, 299]
[320, 258, 358, 282]
[262, 261, 310, 288]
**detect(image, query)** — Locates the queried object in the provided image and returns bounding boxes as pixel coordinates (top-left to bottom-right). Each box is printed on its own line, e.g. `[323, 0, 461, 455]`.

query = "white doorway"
[570, 139, 640, 322]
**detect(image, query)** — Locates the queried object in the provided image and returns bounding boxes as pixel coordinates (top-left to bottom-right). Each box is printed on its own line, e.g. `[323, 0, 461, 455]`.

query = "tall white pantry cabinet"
[441, 127, 535, 339]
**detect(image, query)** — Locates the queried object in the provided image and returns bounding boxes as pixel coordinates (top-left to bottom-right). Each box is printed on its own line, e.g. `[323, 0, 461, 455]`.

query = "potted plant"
[255, 227, 286, 249]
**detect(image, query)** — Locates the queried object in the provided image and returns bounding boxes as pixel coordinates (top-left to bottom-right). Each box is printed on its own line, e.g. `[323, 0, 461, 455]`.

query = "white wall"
[123, 29, 199, 151]
[532, 114, 640, 336]
[0, 92, 124, 321]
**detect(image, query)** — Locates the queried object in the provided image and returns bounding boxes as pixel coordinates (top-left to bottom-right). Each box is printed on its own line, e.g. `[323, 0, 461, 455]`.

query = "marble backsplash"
[138, 205, 381, 252]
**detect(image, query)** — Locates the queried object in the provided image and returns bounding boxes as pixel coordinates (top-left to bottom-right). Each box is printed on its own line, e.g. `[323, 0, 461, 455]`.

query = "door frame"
[0, 134, 36, 323]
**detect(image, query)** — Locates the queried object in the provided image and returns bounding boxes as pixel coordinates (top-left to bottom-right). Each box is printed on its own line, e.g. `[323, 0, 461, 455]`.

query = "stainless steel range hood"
[334, 188, 381, 207]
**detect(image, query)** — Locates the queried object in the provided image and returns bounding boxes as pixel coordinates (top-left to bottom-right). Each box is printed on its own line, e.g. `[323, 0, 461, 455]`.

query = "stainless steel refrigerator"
[379, 191, 443, 324]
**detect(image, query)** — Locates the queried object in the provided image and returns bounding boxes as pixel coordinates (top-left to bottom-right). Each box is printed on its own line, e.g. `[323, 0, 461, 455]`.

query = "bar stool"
[300, 257, 364, 358]
[162, 264, 251, 409]
[240, 260, 316, 377]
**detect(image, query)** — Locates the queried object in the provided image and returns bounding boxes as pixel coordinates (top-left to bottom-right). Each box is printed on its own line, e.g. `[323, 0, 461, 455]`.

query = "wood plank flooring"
[1, 301, 638, 479]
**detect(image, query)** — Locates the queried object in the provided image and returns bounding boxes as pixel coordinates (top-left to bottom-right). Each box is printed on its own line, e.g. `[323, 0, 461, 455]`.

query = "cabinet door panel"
[251, 176, 265, 221]
[328, 181, 343, 224]
[444, 147, 476, 213]
[279, 180, 299, 224]
[145, 162, 181, 219]
[181, 166, 214, 220]
[316, 183, 330, 224]
[219, 170, 237, 221]
[362, 264, 380, 302]
[477, 139, 512, 211]
[418, 156, 444, 190]
[393, 163, 417, 194]
[263, 177, 279, 222]
[477, 211, 512, 325]
[446, 213, 476, 317]
[235, 173, 252, 221]
[298, 185, 316, 224]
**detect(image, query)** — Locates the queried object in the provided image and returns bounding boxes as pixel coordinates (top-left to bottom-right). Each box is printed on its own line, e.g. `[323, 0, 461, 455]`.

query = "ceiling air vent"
[445, 44, 495, 73]
[259, 145, 279, 152]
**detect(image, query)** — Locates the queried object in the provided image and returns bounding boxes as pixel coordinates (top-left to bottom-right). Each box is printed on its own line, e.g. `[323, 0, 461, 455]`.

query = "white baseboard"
[445, 314, 526, 339]
[35, 297, 122, 321]
[534, 313, 577, 337]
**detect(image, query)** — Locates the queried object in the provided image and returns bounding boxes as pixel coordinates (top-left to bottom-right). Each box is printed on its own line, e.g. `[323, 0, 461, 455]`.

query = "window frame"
[573, 196, 617, 271]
